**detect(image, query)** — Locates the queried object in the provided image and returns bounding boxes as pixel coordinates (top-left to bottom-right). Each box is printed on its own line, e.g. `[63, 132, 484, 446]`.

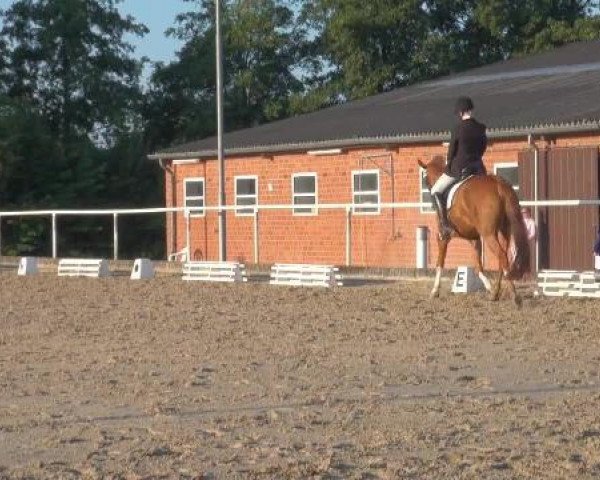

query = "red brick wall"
[164, 133, 600, 269]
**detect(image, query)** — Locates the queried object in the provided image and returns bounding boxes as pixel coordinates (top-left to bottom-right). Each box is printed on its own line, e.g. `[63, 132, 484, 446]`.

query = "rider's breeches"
[431, 173, 457, 195]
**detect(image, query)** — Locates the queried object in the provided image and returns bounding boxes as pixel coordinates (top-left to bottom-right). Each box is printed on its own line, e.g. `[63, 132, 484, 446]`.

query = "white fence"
[0, 200, 598, 267]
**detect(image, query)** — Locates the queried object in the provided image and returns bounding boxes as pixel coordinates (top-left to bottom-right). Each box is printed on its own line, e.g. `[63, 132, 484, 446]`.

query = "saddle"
[444, 166, 486, 210]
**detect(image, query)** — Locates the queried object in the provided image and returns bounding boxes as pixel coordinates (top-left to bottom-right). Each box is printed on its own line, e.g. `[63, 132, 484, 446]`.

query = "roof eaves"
[147, 132, 454, 161]
[147, 120, 600, 161]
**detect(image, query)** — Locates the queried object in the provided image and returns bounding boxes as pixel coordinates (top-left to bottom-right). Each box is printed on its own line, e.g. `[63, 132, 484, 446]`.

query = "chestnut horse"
[418, 157, 530, 305]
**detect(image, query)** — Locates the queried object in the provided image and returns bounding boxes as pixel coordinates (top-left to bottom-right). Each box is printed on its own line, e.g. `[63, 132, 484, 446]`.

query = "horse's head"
[417, 156, 445, 188]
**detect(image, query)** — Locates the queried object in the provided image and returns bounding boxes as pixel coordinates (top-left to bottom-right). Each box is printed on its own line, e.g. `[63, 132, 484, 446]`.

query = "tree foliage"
[145, 0, 304, 149]
[0, 0, 161, 257]
[297, 0, 600, 104]
[2, 0, 148, 141]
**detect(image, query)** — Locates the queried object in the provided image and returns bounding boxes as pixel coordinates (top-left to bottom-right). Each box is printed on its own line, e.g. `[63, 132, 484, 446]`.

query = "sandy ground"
[0, 273, 599, 479]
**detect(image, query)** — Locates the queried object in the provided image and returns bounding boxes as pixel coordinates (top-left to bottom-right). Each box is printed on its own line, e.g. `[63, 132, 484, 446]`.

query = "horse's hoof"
[489, 294, 500, 302]
[430, 290, 440, 299]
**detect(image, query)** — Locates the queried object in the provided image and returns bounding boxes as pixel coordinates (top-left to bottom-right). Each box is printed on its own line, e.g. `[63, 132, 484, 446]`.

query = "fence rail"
[1, 199, 599, 264]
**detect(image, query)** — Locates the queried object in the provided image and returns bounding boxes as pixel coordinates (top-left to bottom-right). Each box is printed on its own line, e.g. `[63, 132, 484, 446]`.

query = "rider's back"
[446, 118, 487, 177]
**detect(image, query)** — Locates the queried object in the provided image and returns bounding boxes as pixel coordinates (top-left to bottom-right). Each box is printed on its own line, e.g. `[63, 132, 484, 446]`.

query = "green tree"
[0, 1, 163, 257]
[0, 95, 61, 254]
[300, 0, 433, 101]
[2, 0, 148, 143]
[470, 0, 600, 55]
[0, 36, 8, 93]
[145, 0, 304, 149]
[296, 0, 600, 108]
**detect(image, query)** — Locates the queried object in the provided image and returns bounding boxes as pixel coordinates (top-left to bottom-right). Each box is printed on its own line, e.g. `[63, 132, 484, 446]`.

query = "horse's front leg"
[431, 237, 449, 299]
[472, 238, 492, 292]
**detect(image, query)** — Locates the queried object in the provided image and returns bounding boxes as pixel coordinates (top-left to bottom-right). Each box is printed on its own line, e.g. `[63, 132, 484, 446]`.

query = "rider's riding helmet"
[454, 96, 474, 115]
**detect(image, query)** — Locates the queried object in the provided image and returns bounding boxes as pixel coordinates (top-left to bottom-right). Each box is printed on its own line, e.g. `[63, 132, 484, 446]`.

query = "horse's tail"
[501, 182, 530, 280]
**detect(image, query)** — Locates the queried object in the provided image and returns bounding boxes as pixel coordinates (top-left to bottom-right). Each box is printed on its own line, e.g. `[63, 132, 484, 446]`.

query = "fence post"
[345, 206, 352, 266]
[416, 226, 428, 269]
[533, 148, 540, 273]
[51, 213, 58, 259]
[253, 207, 259, 265]
[113, 213, 118, 260]
[185, 210, 191, 262]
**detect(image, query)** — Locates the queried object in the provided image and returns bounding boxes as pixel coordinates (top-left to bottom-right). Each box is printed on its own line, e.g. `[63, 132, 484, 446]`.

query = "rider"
[431, 96, 487, 240]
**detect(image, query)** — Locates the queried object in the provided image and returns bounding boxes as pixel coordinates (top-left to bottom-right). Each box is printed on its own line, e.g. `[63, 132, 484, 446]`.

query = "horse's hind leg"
[483, 234, 509, 301]
[431, 237, 449, 299]
[505, 278, 522, 307]
[499, 233, 522, 307]
[472, 238, 492, 292]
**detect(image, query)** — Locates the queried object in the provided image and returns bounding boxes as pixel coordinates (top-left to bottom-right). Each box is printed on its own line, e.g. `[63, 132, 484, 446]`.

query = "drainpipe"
[158, 158, 177, 259]
[527, 135, 540, 273]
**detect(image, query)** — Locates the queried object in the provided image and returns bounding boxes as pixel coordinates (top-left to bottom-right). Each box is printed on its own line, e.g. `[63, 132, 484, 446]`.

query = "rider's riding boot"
[432, 193, 452, 240]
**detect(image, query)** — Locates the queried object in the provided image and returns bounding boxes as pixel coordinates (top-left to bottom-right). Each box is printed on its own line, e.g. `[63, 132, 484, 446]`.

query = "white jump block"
[452, 266, 485, 294]
[182, 261, 247, 283]
[131, 258, 154, 280]
[575, 271, 600, 297]
[270, 264, 343, 288]
[58, 258, 110, 278]
[537, 270, 580, 297]
[18, 257, 38, 276]
[537, 270, 600, 298]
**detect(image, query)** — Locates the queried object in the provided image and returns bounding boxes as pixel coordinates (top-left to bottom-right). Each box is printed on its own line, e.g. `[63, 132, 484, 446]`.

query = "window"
[419, 168, 434, 213]
[494, 162, 520, 198]
[235, 176, 258, 216]
[184, 178, 205, 217]
[292, 173, 318, 215]
[352, 170, 380, 214]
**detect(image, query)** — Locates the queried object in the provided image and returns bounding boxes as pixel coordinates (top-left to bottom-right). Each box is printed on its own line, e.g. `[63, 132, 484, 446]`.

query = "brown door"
[519, 146, 599, 271]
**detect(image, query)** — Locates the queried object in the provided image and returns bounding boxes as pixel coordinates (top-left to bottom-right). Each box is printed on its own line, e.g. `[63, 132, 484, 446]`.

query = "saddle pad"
[447, 176, 474, 209]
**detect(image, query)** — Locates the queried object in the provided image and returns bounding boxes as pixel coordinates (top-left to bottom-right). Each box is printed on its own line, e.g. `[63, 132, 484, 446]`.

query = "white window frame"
[184, 177, 205, 217]
[494, 162, 519, 194]
[292, 172, 318, 216]
[419, 167, 435, 214]
[234, 175, 258, 217]
[352, 169, 380, 215]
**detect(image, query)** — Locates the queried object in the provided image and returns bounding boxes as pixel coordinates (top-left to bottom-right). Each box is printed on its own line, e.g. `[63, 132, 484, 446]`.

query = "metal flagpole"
[216, 0, 227, 261]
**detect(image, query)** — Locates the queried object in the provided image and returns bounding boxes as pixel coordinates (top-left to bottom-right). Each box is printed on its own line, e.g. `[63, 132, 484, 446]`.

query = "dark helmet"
[454, 96, 474, 114]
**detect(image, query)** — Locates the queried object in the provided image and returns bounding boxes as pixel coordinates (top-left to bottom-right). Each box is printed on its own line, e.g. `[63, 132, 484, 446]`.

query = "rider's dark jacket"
[445, 118, 487, 178]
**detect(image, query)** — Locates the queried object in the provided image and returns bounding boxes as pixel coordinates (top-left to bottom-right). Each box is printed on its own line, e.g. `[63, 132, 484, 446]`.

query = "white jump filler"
[131, 258, 155, 280]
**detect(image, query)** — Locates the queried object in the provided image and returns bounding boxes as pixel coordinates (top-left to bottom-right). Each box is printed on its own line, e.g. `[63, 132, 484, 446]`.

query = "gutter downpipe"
[158, 158, 177, 260]
[527, 134, 540, 273]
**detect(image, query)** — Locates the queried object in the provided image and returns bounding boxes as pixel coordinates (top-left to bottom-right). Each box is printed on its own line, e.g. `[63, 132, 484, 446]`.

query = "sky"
[0, 0, 188, 67]
[115, 0, 187, 65]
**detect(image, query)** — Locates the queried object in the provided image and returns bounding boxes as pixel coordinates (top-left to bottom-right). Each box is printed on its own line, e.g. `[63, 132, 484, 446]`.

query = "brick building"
[149, 41, 600, 271]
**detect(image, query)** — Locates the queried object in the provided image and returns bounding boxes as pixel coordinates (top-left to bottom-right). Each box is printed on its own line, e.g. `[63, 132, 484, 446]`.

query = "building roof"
[150, 40, 600, 160]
